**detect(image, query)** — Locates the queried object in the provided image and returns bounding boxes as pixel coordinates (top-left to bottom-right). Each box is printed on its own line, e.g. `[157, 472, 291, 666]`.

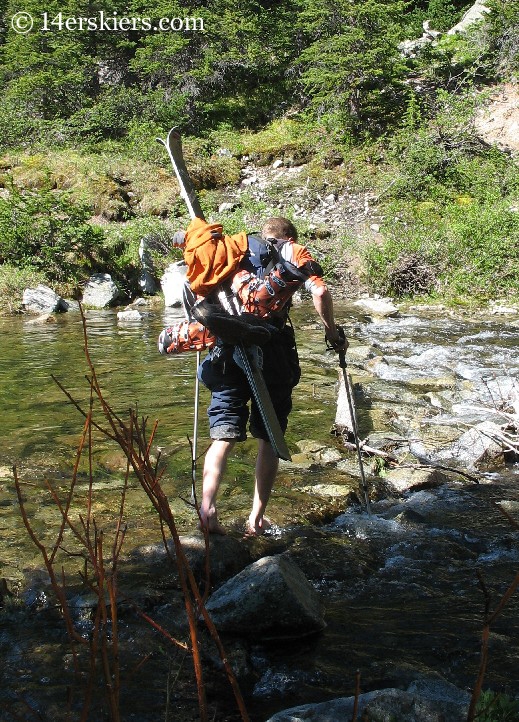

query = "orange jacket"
[183, 218, 248, 296]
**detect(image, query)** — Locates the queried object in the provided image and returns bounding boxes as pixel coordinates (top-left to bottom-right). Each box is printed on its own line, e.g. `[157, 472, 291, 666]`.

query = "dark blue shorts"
[198, 326, 300, 442]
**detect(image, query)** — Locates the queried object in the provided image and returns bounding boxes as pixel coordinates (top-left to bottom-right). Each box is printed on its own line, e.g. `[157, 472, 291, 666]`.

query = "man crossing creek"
[159, 215, 347, 536]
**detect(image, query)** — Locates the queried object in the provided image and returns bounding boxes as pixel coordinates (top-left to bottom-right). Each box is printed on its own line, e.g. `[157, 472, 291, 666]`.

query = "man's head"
[261, 217, 298, 242]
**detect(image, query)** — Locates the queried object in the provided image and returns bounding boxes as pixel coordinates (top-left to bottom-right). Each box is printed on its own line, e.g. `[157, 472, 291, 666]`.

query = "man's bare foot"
[198, 513, 227, 535]
[245, 515, 272, 537]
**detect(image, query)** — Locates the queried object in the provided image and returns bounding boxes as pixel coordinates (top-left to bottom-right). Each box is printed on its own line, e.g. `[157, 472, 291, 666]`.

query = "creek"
[0, 302, 518, 721]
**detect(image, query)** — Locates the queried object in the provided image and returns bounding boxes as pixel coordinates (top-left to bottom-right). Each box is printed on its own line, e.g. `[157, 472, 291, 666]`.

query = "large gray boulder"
[267, 680, 470, 722]
[448, 1, 490, 34]
[161, 261, 188, 308]
[205, 554, 325, 638]
[22, 285, 67, 313]
[82, 273, 121, 308]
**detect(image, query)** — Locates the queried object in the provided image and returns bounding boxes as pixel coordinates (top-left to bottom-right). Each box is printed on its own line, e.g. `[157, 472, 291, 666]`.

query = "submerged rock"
[117, 308, 143, 322]
[384, 466, 452, 493]
[294, 439, 342, 465]
[205, 554, 326, 638]
[126, 534, 251, 589]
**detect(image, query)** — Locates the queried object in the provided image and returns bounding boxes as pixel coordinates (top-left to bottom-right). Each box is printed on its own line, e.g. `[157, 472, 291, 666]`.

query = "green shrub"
[102, 218, 183, 281]
[0, 188, 104, 285]
[364, 194, 519, 301]
[475, 690, 519, 722]
[0, 264, 46, 314]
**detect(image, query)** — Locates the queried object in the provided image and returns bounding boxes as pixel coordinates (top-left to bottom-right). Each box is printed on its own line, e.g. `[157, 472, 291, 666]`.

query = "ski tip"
[167, 127, 182, 143]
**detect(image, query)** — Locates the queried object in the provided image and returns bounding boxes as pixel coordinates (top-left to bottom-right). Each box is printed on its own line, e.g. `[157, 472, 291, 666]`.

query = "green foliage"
[363, 164, 519, 301]
[475, 691, 519, 722]
[0, 263, 46, 314]
[102, 217, 183, 279]
[296, 0, 408, 137]
[484, 0, 519, 77]
[399, 0, 472, 36]
[363, 82, 519, 302]
[0, 188, 104, 284]
[0, 0, 518, 307]
[389, 89, 487, 200]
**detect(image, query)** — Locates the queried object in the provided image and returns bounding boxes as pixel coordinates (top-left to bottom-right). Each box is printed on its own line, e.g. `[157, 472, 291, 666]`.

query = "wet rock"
[266, 683, 469, 721]
[406, 375, 456, 390]
[354, 297, 399, 319]
[22, 285, 68, 314]
[25, 313, 57, 325]
[299, 483, 354, 499]
[294, 440, 342, 465]
[117, 309, 143, 322]
[62, 299, 80, 311]
[361, 380, 420, 407]
[204, 554, 326, 638]
[127, 534, 251, 589]
[384, 466, 452, 493]
[345, 344, 379, 364]
[437, 420, 504, 468]
[82, 273, 121, 308]
[161, 261, 187, 308]
[364, 431, 410, 458]
[202, 637, 253, 681]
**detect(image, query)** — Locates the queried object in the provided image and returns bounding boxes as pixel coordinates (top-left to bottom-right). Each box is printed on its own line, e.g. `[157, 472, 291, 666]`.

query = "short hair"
[261, 217, 298, 241]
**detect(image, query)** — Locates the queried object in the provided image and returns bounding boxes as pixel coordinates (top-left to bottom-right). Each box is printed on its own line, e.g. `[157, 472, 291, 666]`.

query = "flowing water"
[0, 302, 518, 720]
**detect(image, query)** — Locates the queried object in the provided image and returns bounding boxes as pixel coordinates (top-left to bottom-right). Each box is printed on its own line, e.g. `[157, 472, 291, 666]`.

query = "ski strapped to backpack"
[157, 126, 292, 461]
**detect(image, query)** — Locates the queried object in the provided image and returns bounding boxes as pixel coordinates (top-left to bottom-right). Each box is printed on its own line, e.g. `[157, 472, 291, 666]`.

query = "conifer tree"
[296, 0, 408, 137]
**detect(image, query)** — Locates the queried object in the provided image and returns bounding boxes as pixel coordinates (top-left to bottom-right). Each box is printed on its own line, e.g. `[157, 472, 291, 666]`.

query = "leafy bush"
[102, 217, 183, 281]
[475, 690, 519, 722]
[0, 264, 46, 314]
[485, 0, 519, 78]
[0, 188, 104, 285]
[364, 193, 519, 301]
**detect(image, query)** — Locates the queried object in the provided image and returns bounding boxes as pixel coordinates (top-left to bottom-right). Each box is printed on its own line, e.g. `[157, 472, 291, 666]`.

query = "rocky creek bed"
[0, 300, 518, 721]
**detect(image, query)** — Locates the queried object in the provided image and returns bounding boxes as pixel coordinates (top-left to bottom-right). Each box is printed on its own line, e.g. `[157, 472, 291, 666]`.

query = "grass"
[0, 264, 47, 314]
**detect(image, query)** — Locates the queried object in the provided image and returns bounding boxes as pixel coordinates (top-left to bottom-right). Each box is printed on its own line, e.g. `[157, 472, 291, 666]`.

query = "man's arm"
[311, 285, 348, 351]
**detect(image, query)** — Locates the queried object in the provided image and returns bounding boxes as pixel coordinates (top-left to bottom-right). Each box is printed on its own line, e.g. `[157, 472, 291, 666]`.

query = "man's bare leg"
[199, 439, 235, 534]
[248, 439, 279, 535]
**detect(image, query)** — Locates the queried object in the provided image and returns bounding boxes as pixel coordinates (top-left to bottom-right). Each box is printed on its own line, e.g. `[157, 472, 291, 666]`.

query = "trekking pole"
[191, 350, 201, 503]
[329, 330, 372, 516]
